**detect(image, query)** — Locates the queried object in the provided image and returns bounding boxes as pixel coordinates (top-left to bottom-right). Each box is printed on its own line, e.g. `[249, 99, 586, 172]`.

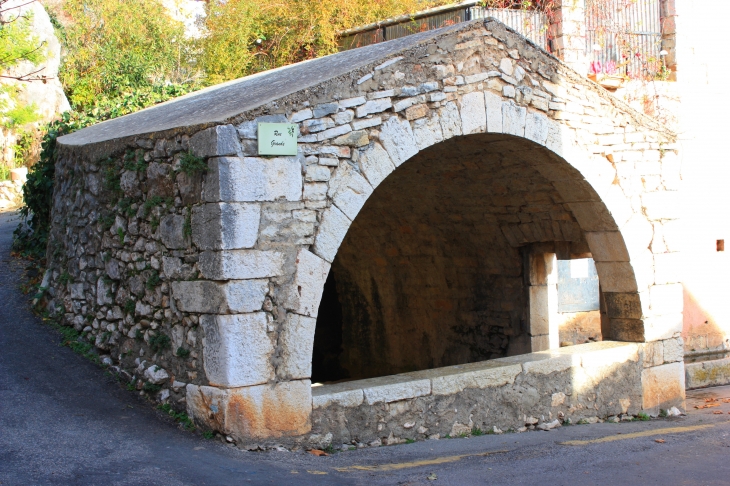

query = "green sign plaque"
[257, 123, 298, 156]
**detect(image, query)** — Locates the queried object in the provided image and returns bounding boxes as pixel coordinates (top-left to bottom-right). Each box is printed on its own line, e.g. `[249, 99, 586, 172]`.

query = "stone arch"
[300, 104, 645, 384]
[48, 18, 685, 444]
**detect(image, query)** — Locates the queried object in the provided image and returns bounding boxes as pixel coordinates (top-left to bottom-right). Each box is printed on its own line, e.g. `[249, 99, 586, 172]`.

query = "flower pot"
[599, 75, 625, 90]
[587, 73, 625, 91]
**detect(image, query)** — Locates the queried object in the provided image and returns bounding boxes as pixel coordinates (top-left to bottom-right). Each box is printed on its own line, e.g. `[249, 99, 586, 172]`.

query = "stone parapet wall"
[308, 340, 682, 448]
[685, 356, 730, 390]
[48, 19, 683, 444]
[0, 180, 23, 210]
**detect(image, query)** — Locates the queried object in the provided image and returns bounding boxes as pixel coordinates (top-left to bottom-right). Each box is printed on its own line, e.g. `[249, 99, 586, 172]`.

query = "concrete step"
[685, 352, 730, 390]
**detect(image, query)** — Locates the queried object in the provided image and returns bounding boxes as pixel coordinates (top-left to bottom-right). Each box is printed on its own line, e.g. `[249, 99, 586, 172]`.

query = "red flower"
[589, 61, 603, 75]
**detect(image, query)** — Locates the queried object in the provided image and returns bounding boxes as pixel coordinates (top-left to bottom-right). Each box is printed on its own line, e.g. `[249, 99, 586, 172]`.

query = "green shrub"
[179, 151, 207, 176]
[148, 332, 171, 353]
[145, 271, 160, 290]
[143, 382, 162, 393]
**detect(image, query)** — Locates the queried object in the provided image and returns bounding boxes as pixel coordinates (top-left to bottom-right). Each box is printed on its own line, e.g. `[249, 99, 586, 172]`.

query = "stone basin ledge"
[310, 341, 643, 446]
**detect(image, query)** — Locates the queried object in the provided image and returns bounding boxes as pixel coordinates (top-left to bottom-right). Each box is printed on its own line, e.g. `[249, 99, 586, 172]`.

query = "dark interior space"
[311, 133, 590, 383]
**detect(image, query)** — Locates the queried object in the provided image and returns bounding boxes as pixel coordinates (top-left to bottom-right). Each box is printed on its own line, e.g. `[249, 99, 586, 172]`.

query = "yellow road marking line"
[560, 422, 728, 446]
[334, 449, 509, 472]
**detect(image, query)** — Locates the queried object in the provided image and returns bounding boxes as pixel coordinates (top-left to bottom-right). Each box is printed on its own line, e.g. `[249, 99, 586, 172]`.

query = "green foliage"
[157, 403, 195, 430]
[123, 149, 147, 172]
[1, 101, 39, 129]
[176, 347, 190, 359]
[58, 271, 71, 285]
[58, 0, 197, 111]
[15, 89, 196, 261]
[145, 271, 160, 290]
[11, 128, 36, 169]
[202, 430, 215, 440]
[0, 8, 45, 69]
[200, 0, 447, 84]
[143, 195, 165, 216]
[98, 213, 114, 231]
[44, 318, 99, 364]
[0, 7, 45, 128]
[13, 111, 95, 260]
[142, 382, 162, 393]
[179, 151, 207, 176]
[123, 299, 136, 315]
[405, 438, 415, 444]
[636, 412, 651, 421]
[148, 331, 171, 352]
[118, 198, 135, 218]
[471, 427, 484, 436]
[101, 157, 122, 197]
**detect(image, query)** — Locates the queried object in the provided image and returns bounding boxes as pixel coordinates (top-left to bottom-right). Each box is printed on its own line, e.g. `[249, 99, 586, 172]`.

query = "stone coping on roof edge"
[57, 18, 672, 156]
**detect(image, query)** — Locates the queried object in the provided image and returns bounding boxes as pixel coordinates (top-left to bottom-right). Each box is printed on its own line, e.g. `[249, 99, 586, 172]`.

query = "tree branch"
[0, 40, 47, 67]
[0, 65, 53, 82]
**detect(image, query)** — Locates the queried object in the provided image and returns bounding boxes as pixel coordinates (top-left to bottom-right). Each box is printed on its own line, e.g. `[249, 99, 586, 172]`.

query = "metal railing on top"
[338, 1, 549, 52]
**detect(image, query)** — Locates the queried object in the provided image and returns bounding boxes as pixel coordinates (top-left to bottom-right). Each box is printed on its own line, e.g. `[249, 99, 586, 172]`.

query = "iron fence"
[585, 0, 662, 78]
[469, 7, 549, 50]
[339, 2, 549, 52]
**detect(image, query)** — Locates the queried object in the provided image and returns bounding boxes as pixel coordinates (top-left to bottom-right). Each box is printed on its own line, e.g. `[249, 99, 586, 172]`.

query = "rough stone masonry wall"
[46, 139, 211, 405]
[47, 19, 684, 446]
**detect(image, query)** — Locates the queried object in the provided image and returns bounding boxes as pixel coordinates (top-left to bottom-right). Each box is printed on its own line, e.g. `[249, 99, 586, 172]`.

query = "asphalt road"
[2, 209, 730, 486]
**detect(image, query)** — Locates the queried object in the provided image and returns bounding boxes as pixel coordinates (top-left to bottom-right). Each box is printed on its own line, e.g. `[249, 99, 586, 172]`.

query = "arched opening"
[311, 133, 614, 383]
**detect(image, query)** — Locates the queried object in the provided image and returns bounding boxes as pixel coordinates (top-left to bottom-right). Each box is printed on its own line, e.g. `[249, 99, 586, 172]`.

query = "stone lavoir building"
[46, 18, 685, 447]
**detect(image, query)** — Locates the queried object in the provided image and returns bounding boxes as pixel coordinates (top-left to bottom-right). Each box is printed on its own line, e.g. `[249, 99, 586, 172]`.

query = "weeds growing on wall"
[13, 84, 196, 260]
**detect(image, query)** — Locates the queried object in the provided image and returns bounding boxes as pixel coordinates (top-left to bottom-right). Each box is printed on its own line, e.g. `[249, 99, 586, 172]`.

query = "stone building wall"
[47, 137, 210, 403]
[673, 0, 730, 357]
[48, 19, 684, 446]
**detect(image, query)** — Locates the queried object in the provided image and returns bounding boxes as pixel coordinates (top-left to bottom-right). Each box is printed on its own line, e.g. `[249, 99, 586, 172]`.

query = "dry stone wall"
[47, 19, 684, 446]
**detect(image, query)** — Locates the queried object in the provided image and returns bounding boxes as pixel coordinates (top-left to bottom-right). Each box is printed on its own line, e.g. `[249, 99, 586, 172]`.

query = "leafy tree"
[15, 0, 199, 259]
[0, 0, 47, 129]
[200, 0, 449, 85]
[58, 0, 198, 111]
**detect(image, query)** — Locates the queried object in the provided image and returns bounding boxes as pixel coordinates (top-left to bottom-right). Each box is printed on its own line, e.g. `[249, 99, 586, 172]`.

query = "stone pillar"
[177, 124, 316, 445]
[660, 0, 677, 80]
[528, 253, 559, 351]
[552, 0, 588, 75]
